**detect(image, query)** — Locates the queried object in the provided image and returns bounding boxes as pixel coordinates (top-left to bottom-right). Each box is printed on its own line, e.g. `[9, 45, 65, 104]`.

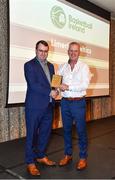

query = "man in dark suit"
[24, 40, 58, 176]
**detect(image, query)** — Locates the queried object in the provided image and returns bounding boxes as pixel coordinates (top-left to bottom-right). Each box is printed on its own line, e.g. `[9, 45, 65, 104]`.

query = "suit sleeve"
[24, 63, 51, 96]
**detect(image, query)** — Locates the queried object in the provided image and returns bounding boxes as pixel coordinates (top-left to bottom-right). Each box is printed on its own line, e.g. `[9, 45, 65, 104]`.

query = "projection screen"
[8, 0, 110, 105]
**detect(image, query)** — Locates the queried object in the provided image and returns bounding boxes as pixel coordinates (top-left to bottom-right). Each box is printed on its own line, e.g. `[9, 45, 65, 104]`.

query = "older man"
[58, 42, 91, 170]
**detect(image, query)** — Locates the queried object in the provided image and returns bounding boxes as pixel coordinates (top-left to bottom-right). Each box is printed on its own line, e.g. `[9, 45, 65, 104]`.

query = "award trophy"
[51, 74, 62, 88]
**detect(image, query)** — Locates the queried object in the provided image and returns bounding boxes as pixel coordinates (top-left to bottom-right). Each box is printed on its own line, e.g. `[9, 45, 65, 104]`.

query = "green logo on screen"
[50, 6, 66, 29]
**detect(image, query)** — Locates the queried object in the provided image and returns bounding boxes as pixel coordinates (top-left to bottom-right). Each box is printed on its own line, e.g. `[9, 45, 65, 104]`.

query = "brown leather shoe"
[36, 156, 56, 166]
[59, 155, 72, 166]
[27, 164, 40, 176]
[76, 159, 87, 170]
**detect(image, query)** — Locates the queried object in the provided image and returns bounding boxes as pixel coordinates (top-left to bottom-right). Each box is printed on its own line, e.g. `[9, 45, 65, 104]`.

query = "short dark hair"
[35, 40, 49, 50]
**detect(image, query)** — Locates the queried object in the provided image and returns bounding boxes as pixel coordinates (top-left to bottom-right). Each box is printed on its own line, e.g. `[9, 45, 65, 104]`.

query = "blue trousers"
[61, 98, 88, 159]
[25, 103, 53, 164]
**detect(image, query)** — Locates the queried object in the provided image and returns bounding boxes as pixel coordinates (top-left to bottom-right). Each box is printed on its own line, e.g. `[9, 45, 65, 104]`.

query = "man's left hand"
[59, 84, 69, 91]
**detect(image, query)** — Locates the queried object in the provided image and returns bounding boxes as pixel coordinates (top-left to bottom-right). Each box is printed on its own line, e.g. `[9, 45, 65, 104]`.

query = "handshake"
[50, 75, 69, 99]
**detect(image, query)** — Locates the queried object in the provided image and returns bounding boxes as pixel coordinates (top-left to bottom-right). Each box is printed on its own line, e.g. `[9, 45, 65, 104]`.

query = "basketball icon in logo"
[50, 6, 66, 29]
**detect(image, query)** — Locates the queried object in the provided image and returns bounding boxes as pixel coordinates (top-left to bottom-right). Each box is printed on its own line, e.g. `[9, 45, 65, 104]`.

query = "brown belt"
[63, 97, 84, 101]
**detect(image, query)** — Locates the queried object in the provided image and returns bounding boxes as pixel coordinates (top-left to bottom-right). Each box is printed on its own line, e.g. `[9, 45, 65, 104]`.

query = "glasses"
[38, 49, 48, 53]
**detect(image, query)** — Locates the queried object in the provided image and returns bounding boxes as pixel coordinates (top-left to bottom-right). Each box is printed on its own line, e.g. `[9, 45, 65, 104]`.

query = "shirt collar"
[36, 56, 47, 65]
[68, 59, 79, 65]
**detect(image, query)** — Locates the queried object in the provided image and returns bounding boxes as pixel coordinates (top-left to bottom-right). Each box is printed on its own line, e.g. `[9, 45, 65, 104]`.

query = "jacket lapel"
[34, 58, 51, 86]
[47, 62, 53, 80]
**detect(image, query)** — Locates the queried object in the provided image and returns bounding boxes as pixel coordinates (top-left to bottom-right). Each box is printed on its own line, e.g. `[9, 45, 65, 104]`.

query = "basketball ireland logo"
[50, 6, 66, 29]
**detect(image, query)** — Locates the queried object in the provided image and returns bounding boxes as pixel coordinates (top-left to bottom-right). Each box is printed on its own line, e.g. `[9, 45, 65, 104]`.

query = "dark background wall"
[0, 0, 115, 142]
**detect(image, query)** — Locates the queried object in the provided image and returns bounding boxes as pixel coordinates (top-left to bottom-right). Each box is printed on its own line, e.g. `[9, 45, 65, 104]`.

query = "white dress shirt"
[58, 59, 91, 98]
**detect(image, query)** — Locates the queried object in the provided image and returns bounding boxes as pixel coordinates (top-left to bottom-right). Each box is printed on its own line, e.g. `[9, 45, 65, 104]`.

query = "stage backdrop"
[8, 0, 110, 105]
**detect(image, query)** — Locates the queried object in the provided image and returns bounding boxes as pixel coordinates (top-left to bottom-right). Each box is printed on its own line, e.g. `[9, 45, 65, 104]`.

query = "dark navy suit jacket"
[24, 57, 55, 109]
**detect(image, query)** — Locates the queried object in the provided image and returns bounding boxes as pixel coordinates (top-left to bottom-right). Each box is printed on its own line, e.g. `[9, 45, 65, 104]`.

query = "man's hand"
[59, 84, 69, 91]
[50, 90, 59, 99]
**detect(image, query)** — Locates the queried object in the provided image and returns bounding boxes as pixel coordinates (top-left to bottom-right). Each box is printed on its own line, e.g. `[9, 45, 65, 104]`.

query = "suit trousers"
[61, 98, 88, 159]
[25, 103, 53, 164]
